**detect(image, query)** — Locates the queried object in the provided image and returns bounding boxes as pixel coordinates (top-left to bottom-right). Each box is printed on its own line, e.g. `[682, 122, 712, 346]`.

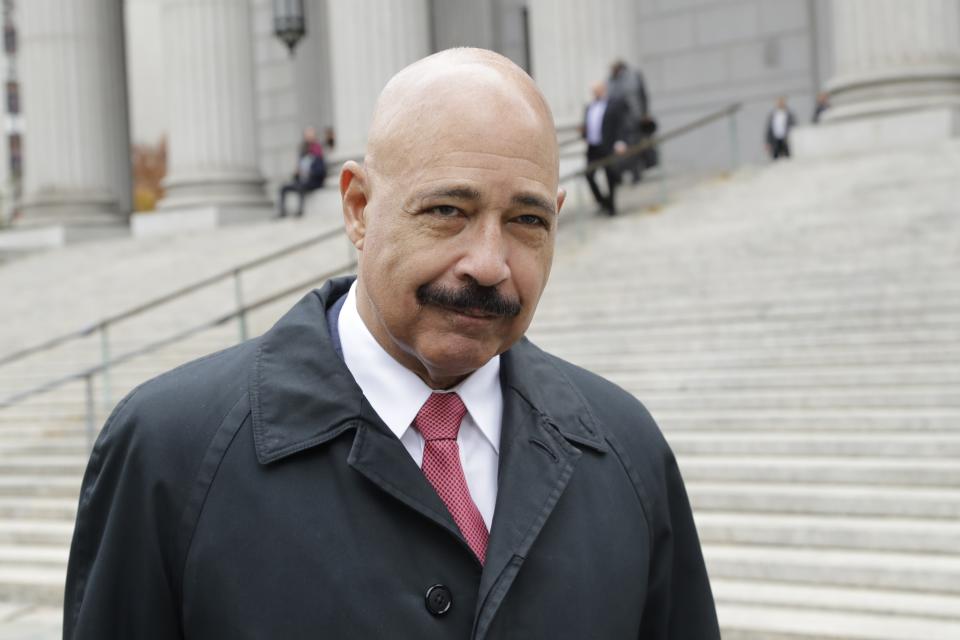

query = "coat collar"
[249, 276, 606, 465]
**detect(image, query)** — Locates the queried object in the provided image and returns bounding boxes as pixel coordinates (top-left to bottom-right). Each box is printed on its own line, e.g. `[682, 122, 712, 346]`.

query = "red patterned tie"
[414, 392, 489, 564]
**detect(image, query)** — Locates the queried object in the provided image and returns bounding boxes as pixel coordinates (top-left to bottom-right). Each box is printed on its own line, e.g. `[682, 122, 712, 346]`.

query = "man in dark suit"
[765, 96, 796, 160]
[64, 48, 719, 639]
[582, 81, 630, 215]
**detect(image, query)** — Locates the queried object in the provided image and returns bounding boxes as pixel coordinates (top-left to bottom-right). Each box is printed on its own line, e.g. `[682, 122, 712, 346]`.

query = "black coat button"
[425, 584, 452, 616]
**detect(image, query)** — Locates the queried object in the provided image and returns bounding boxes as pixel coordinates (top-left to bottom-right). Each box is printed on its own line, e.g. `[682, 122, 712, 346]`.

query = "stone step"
[0, 456, 88, 477]
[678, 456, 960, 487]
[593, 365, 960, 389]
[703, 544, 960, 593]
[687, 483, 960, 519]
[695, 512, 960, 554]
[548, 323, 960, 353]
[718, 602, 960, 640]
[0, 425, 97, 440]
[0, 602, 62, 636]
[637, 387, 960, 411]
[669, 432, 960, 457]
[536, 340, 960, 366]
[711, 579, 960, 623]
[0, 440, 89, 456]
[552, 344, 960, 368]
[0, 567, 65, 607]
[0, 545, 68, 569]
[535, 302, 960, 332]
[534, 307, 960, 335]
[0, 477, 80, 499]
[539, 290, 960, 320]
[0, 520, 74, 546]
[656, 408, 960, 432]
[0, 496, 77, 520]
[545, 263, 960, 294]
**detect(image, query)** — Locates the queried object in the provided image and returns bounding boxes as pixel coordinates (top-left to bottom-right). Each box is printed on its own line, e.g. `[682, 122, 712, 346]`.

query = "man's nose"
[454, 222, 511, 287]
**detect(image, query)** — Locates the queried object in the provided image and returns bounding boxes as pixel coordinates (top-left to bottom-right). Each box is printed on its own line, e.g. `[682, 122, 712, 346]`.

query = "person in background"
[765, 96, 796, 160]
[323, 125, 336, 151]
[812, 91, 830, 123]
[276, 126, 327, 218]
[608, 59, 649, 182]
[581, 81, 629, 215]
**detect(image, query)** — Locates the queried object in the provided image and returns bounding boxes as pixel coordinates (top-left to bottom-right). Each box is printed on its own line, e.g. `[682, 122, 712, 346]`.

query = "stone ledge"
[130, 205, 272, 238]
[792, 107, 960, 159]
[0, 223, 128, 253]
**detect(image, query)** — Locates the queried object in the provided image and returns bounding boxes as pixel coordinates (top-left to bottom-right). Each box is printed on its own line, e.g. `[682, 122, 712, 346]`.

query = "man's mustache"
[416, 281, 522, 318]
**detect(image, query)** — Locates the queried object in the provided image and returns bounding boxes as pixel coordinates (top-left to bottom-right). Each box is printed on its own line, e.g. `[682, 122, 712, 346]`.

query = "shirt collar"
[338, 281, 502, 453]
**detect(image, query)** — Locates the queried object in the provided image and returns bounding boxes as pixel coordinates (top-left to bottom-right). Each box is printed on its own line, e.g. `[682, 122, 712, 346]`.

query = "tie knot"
[414, 392, 467, 441]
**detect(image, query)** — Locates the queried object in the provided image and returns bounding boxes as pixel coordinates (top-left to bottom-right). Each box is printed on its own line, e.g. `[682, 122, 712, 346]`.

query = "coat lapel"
[471, 340, 607, 640]
[472, 388, 582, 639]
[347, 398, 480, 563]
[251, 277, 478, 561]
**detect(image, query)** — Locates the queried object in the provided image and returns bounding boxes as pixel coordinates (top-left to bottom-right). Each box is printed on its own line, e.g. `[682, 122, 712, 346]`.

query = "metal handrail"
[0, 261, 357, 408]
[0, 225, 346, 368]
[2, 260, 357, 446]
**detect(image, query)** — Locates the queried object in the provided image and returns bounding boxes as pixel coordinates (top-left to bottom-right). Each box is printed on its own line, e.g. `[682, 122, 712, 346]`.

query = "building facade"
[8, 0, 960, 234]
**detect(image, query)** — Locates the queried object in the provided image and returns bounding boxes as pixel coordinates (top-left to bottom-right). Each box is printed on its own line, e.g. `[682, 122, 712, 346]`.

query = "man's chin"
[413, 335, 504, 386]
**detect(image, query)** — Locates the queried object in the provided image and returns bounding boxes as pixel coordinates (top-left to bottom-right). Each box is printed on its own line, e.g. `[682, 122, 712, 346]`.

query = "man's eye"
[429, 205, 460, 217]
[515, 214, 547, 228]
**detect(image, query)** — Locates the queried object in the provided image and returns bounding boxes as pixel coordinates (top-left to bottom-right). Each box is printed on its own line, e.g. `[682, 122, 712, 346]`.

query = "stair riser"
[680, 464, 960, 487]
[0, 463, 87, 476]
[705, 558, 960, 594]
[689, 494, 960, 520]
[659, 417, 960, 432]
[672, 440, 960, 457]
[0, 505, 77, 520]
[640, 394, 960, 411]
[0, 582, 64, 607]
[697, 524, 960, 555]
[0, 531, 72, 546]
[0, 485, 80, 499]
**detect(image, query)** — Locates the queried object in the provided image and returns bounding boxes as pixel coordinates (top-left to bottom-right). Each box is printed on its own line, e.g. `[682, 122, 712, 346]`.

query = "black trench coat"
[64, 276, 719, 639]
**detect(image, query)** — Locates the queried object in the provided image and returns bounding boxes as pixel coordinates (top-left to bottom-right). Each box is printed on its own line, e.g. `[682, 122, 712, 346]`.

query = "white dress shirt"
[585, 99, 608, 146]
[772, 108, 789, 140]
[338, 282, 501, 529]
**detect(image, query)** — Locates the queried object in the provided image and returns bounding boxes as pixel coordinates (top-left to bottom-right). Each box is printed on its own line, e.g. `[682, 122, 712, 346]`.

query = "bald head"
[365, 48, 558, 184]
[339, 47, 566, 389]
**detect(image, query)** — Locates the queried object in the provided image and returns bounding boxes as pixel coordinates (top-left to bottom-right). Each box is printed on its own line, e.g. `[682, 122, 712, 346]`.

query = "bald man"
[64, 48, 719, 639]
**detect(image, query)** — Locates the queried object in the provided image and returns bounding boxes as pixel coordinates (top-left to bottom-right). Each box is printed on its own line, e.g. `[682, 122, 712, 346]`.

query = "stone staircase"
[529, 139, 960, 638]
[1, 138, 960, 637]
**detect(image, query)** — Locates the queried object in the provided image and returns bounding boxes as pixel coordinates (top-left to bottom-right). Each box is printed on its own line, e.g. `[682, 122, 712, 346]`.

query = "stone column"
[527, 0, 641, 125]
[826, 0, 960, 121]
[157, 0, 269, 217]
[18, 0, 132, 227]
[326, 0, 430, 157]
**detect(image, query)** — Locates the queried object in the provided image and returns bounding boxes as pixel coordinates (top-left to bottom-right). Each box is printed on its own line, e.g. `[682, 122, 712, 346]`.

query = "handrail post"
[233, 269, 248, 342]
[84, 373, 96, 450]
[657, 146, 668, 207]
[99, 323, 112, 411]
[728, 109, 740, 170]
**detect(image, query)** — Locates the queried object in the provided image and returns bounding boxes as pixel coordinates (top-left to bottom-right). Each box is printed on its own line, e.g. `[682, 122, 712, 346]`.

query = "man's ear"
[555, 186, 567, 216]
[341, 161, 368, 251]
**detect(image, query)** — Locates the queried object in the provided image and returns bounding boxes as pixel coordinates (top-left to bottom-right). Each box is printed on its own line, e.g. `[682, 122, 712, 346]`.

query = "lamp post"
[273, 0, 306, 55]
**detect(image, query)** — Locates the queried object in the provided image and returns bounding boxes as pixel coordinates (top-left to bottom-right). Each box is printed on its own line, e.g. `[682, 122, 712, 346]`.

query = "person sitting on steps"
[277, 126, 327, 218]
